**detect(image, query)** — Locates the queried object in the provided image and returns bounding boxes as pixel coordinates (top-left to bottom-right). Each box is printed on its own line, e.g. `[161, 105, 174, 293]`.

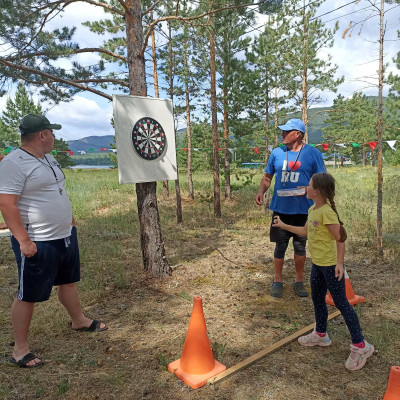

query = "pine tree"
[215, 4, 255, 199]
[322, 93, 378, 166]
[0, 83, 74, 167]
[1, 83, 41, 148]
[289, 0, 344, 142]
[247, 7, 296, 161]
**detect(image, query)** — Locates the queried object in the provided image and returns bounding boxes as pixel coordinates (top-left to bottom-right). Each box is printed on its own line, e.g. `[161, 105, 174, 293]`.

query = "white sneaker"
[298, 330, 332, 347]
[345, 340, 374, 371]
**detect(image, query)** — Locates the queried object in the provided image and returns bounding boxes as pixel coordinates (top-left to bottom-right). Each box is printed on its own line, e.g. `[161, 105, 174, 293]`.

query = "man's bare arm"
[0, 194, 37, 257]
[255, 172, 273, 205]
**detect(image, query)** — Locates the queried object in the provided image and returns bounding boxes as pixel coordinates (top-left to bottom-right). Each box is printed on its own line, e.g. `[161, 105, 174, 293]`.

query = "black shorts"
[11, 226, 81, 302]
[270, 212, 308, 242]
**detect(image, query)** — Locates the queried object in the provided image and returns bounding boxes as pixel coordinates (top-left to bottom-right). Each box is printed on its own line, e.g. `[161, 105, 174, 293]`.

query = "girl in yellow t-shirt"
[273, 172, 374, 371]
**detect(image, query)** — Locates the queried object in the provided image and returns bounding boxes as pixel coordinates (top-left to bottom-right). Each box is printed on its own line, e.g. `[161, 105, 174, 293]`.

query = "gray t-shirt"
[0, 148, 73, 241]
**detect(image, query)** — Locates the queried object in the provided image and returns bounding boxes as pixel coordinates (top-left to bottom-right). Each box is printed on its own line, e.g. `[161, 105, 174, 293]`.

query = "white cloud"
[47, 3, 107, 48]
[47, 95, 114, 141]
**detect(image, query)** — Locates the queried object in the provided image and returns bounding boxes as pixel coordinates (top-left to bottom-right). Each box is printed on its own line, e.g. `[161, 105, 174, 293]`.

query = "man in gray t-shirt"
[0, 114, 107, 368]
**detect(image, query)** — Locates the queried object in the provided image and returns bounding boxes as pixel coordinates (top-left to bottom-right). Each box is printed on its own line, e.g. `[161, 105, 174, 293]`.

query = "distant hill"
[287, 107, 331, 144]
[67, 135, 115, 153]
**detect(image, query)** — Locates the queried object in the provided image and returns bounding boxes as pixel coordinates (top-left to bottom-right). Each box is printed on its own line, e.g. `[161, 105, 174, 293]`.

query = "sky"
[0, 0, 399, 142]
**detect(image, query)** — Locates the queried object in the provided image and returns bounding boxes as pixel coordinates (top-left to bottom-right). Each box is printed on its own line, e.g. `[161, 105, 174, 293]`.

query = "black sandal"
[70, 319, 108, 332]
[9, 352, 44, 368]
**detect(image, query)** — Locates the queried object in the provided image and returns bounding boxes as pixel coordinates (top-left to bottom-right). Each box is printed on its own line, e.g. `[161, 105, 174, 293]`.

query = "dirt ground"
[1, 214, 399, 399]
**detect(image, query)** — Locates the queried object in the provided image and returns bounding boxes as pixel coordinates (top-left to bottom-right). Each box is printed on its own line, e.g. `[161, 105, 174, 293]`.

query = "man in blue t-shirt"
[255, 119, 325, 298]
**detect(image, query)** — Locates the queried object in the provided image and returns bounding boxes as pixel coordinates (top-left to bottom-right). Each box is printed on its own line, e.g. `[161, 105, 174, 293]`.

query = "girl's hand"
[272, 215, 283, 228]
[295, 186, 307, 196]
[335, 263, 344, 281]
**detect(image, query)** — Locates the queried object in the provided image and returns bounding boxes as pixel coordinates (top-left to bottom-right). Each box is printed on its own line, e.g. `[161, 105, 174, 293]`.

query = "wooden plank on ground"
[207, 309, 341, 385]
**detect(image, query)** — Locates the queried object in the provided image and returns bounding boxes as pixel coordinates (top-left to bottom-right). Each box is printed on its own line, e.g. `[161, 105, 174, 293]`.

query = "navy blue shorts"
[11, 226, 81, 302]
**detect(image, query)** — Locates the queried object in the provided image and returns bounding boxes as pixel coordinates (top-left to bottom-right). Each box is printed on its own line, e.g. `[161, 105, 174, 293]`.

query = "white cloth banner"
[386, 140, 397, 151]
[113, 95, 177, 184]
[336, 143, 346, 148]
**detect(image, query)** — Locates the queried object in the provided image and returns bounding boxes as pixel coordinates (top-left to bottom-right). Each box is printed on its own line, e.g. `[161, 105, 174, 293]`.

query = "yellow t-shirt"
[307, 203, 339, 266]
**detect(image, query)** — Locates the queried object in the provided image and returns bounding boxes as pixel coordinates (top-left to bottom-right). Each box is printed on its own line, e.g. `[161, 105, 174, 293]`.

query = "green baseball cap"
[19, 113, 62, 135]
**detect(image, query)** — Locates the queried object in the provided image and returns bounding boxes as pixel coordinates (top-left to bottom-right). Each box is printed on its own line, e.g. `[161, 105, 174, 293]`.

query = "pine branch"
[142, 0, 163, 16]
[307, 108, 346, 123]
[116, 0, 129, 13]
[141, 0, 269, 57]
[0, 59, 112, 100]
[69, 78, 128, 86]
[6, 48, 128, 64]
[21, 2, 64, 55]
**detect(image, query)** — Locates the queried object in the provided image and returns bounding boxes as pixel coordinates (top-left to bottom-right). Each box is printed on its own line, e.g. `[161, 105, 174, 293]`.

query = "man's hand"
[255, 192, 265, 205]
[335, 263, 344, 281]
[255, 173, 273, 206]
[272, 215, 284, 228]
[20, 239, 37, 258]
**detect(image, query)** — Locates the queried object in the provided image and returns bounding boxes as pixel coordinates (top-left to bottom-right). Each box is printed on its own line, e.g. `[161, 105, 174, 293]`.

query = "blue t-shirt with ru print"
[265, 144, 326, 214]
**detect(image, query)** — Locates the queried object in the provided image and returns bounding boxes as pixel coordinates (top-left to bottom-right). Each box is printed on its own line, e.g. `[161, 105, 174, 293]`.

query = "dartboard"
[131, 117, 166, 160]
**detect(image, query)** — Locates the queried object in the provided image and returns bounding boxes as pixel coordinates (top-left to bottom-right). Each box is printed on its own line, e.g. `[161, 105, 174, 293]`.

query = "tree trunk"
[376, 0, 384, 256]
[204, 136, 209, 164]
[136, 182, 170, 276]
[162, 181, 170, 197]
[184, 36, 194, 200]
[265, 67, 270, 165]
[301, 0, 309, 143]
[150, 10, 170, 199]
[125, 0, 170, 276]
[150, 10, 159, 98]
[209, 12, 221, 217]
[274, 78, 279, 147]
[223, 62, 231, 200]
[168, 21, 182, 223]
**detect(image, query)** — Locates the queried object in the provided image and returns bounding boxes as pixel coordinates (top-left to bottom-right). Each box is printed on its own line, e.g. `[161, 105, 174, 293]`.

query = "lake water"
[70, 165, 114, 170]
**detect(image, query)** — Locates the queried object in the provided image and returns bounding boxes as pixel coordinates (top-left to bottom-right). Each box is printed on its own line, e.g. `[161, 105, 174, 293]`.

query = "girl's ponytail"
[329, 196, 347, 242]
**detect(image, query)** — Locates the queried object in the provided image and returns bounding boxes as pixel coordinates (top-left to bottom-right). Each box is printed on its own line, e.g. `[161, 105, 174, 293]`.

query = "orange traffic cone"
[383, 366, 400, 399]
[326, 269, 365, 306]
[168, 296, 226, 389]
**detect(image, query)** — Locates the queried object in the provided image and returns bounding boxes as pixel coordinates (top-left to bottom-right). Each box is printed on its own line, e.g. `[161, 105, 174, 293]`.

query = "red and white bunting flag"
[386, 140, 397, 151]
[368, 141, 378, 150]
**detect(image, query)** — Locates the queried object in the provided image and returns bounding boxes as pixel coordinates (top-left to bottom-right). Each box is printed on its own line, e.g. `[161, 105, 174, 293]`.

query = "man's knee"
[293, 238, 306, 256]
[274, 241, 289, 258]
